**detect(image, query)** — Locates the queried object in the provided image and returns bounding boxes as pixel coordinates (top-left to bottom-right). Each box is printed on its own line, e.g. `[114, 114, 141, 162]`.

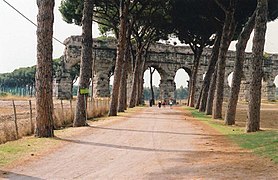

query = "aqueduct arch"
[56, 36, 278, 102]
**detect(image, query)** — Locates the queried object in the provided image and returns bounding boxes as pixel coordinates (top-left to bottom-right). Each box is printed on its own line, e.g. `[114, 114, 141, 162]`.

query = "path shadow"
[146, 151, 277, 180]
[0, 170, 42, 180]
[121, 116, 190, 122]
[88, 126, 223, 137]
[54, 137, 243, 155]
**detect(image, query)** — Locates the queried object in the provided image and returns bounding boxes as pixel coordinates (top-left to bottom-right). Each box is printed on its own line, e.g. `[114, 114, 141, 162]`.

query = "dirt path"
[2, 106, 278, 179]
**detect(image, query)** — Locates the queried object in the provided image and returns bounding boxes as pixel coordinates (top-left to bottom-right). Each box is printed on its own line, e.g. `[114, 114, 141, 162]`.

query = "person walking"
[158, 101, 162, 108]
[169, 100, 173, 109]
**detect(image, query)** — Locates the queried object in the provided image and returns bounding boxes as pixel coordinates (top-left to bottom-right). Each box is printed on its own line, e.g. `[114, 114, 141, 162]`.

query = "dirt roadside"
[1, 106, 278, 179]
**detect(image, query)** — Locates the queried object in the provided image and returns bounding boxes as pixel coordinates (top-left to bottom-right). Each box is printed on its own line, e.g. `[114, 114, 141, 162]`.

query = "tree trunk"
[118, 22, 132, 112]
[136, 63, 142, 106]
[118, 47, 130, 112]
[136, 75, 143, 105]
[74, 0, 93, 126]
[35, 0, 54, 137]
[118, 53, 128, 112]
[189, 47, 203, 107]
[128, 48, 143, 108]
[136, 53, 146, 105]
[246, 0, 267, 132]
[195, 87, 203, 109]
[128, 67, 138, 108]
[199, 35, 221, 112]
[150, 67, 155, 104]
[212, 8, 236, 119]
[205, 68, 217, 115]
[225, 11, 256, 125]
[109, 0, 128, 116]
[187, 79, 191, 106]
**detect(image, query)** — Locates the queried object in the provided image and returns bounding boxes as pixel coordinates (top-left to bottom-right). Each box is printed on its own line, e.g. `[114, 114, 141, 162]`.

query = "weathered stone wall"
[57, 36, 117, 99]
[237, 53, 278, 101]
[56, 35, 278, 103]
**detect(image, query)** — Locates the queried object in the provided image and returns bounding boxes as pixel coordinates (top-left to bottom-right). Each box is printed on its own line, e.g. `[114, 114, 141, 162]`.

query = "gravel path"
[2, 106, 278, 179]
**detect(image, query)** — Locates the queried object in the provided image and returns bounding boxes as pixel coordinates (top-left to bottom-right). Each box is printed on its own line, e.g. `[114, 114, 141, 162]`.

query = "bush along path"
[1, 106, 278, 179]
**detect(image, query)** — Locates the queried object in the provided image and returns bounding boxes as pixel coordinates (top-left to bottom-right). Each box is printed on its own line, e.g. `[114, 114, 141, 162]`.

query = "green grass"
[187, 107, 278, 164]
[0, 137, 60, 167]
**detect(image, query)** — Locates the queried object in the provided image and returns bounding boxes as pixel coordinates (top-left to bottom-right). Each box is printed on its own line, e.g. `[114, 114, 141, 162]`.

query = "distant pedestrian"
[169, 100, 173, 109]
[149, 99, 153, 107]
[162, 101, 166, 108]
[158, 101, 162, 108]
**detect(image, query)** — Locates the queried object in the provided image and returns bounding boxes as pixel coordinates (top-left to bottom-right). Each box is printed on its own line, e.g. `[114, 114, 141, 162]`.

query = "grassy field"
[0, 97, 109, 144]
[187, 107, 278, 164]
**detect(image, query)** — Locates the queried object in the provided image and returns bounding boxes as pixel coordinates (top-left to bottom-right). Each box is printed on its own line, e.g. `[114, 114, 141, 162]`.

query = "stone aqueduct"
[55, 36, 278, 102]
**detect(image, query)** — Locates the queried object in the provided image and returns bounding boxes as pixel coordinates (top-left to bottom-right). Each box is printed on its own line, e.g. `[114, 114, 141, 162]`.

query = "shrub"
[0, 92, 8, 97]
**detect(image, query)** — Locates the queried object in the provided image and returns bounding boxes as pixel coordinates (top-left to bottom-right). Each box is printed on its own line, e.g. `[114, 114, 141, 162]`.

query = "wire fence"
[0, 98, 110, 144]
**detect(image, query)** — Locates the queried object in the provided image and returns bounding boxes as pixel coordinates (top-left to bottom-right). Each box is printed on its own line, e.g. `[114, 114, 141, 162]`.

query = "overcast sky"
[1, 0, 278, 87]
[0, 0, 100, 73]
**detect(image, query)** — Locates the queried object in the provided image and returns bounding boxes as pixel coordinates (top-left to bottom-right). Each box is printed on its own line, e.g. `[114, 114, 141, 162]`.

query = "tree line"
[33, 0, 278, 137]
[0, 66, 35, 96]
[0, 58, 79, 97]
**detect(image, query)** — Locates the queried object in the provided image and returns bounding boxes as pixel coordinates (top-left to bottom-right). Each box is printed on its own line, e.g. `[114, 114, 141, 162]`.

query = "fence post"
[96, 98, 98, 109]
[60, 100, 65, 124]
[12, 100, 19, 139]
[29, 100, 33, 133]
[88, 99, 91, 118]
[70, 99, 74, 121]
